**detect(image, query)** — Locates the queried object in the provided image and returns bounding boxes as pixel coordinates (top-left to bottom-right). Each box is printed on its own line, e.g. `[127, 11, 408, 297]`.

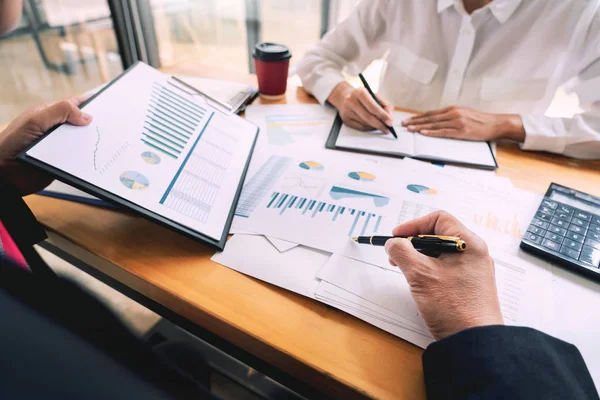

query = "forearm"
[496, 114, 526, 142]
[0, 0, 23, 36]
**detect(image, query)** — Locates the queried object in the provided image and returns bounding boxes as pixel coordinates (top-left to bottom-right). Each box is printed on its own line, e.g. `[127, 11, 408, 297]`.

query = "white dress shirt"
[297, 0, 600, 159]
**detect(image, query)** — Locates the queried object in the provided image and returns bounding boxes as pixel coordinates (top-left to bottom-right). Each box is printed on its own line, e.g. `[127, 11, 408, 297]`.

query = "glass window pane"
[0, 0, 123, 124]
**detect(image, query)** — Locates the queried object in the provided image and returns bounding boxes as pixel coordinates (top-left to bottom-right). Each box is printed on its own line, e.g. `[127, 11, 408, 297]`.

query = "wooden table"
[17, 68, 600, 399]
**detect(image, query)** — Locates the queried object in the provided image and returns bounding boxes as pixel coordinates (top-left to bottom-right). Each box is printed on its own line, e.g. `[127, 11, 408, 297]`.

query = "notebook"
[326, 111, 498, 170]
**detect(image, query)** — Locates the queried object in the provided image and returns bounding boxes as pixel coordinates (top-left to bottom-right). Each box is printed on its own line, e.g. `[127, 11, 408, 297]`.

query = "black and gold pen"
[352, 235, 466, 253]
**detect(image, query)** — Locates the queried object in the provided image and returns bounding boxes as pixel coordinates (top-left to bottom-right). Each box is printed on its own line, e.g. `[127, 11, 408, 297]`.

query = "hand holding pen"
[380, 211, 504, 340]
[358, 73, 398, 139]
[325, 78, 396, 136]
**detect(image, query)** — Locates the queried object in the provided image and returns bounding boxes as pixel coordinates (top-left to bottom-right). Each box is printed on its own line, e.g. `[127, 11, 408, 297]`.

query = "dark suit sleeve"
[422, 325, 599, 400]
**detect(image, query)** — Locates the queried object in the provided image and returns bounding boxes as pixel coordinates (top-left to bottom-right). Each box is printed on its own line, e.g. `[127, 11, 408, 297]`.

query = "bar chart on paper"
[142, 82, 208, 159]
[266, 191, 384, 237]
[472, 212, 524, 239]
[235, 155, 294, 218]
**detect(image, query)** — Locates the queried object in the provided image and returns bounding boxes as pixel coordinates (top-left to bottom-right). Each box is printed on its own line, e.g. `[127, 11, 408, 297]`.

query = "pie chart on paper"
[119, 171, 150, 191]
[299, 161, 324, 171]
[407, 184, 437, 195]
[348, 171, 376, 181]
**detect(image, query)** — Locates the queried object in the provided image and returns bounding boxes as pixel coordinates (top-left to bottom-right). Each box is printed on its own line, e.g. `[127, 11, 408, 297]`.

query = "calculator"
[520, 183, 600, 281]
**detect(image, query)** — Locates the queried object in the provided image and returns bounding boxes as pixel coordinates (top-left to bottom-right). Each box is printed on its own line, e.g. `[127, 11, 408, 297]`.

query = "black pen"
[352, 235, 466, 253]
[358, 73, 398, 139]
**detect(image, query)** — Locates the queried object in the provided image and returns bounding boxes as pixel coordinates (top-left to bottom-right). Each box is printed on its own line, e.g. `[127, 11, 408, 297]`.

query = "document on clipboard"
[19, 62, 259, 249]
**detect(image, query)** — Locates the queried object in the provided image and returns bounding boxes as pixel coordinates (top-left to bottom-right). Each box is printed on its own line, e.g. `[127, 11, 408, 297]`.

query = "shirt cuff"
[309, 73, 347, 105]
[519, 114, 568, 154]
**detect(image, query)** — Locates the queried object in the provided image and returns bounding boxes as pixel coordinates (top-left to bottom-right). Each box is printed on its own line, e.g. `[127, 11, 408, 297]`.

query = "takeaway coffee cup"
[253, 42, 292, 100]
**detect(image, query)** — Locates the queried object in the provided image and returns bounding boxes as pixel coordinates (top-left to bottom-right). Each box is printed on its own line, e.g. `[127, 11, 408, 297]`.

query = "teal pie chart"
[407, 184, 437, 195]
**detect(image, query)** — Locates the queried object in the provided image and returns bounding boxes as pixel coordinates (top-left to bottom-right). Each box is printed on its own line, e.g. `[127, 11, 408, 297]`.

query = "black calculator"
[520, 183, 600, 281]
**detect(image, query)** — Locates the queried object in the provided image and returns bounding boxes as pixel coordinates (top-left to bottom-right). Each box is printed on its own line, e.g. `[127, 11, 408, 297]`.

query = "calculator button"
[555, 212, 571, 222]
[579, 246, 600, 266]
[592, 216, 600, 226]
[538, 205, 555, 215]
[527, 225, 544, 235]
[541, 239, 561, 252]
[557, 204, 573, 215]
[568, 224, 585, 234]
[589, 224, 600, 235]
[565, 231, 584, 243]
[588, 231, 600, 242]
[547, 225, 567, 236]
[551, 217, 567, 228]
[573, 211, 591, 221]
[531, 218, 550, 229]
[543, 231, 563, 243]
[542, 200, 558, 209]
[535, 212, 552, 222]
[570, 217, 590, 228]
[524, 232, 543, 245]
[562, 239, 583, 251]
[560, 246, 581, 260]
[584, 237, 600, 250]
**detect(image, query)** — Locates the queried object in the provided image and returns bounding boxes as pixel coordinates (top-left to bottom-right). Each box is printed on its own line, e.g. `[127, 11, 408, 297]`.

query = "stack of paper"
[211, 103, 563, 353]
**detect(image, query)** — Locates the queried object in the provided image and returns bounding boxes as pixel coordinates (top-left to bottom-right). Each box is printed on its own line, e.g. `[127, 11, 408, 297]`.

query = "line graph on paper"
[91, 124, 131, 176]
[93, 125, 101, 172]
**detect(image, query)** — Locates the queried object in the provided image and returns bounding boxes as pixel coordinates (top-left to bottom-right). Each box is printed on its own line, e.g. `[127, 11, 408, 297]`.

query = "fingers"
[403, 107, 452, 125]
[345, 117, 372, 132]
[356, 89, 393, 125]
[407, 121, 459, 133]
[393, 211, 488, 254]
[31, 100, 93, 131]
[66, 93, 92, 107]
[384, 238, 429, 275]
[419, 128, 461, 138]
[405, 111, 453, 127]
[352, 105, 390, 133]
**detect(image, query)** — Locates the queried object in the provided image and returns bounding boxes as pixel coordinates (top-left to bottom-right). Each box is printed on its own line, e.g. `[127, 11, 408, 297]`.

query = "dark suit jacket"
[423, 326, 599, 399]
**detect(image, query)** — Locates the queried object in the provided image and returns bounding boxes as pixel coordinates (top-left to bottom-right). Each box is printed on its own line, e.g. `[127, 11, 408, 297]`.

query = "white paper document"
[335, 111, 497, 168]
[246, 104, 336, 149]
[211, 234, 330, 298]
[25, 62, 257, 242]
[316, 251, 554, 348]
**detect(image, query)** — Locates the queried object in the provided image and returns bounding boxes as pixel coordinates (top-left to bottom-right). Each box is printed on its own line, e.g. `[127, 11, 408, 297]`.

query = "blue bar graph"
[265, 192, 383, 237]
[141, 82, 207, 159]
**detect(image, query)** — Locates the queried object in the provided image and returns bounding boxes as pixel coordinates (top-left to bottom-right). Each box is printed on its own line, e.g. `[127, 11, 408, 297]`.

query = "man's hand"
[384, 211, 504, 340]
[328, 82, 394, 133]
[0, 95, 92, 195]
[402, 106, 526, 142]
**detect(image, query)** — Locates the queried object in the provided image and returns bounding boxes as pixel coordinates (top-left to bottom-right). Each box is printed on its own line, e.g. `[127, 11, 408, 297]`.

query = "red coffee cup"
[253, 42, 292, 100]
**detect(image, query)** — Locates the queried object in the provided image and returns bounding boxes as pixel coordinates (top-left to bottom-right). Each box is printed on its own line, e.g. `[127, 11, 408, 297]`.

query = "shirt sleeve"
[520, 11, 600, 160]
[422, 326, 599, 400]
[296, 0, 392, 105]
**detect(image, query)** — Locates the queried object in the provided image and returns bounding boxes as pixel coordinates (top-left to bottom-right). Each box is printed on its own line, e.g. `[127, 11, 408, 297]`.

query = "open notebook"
[326, 111, 497, 169]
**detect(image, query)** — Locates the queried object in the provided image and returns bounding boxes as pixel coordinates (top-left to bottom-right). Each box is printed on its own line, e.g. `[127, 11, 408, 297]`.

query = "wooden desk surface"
[17, 68, 600, 399]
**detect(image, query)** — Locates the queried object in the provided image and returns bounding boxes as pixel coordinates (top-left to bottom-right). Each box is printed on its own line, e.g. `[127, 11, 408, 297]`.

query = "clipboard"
[18, 62, 259, 250]
[170, 76, 259, 115]
[325, 114, 498, 170]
